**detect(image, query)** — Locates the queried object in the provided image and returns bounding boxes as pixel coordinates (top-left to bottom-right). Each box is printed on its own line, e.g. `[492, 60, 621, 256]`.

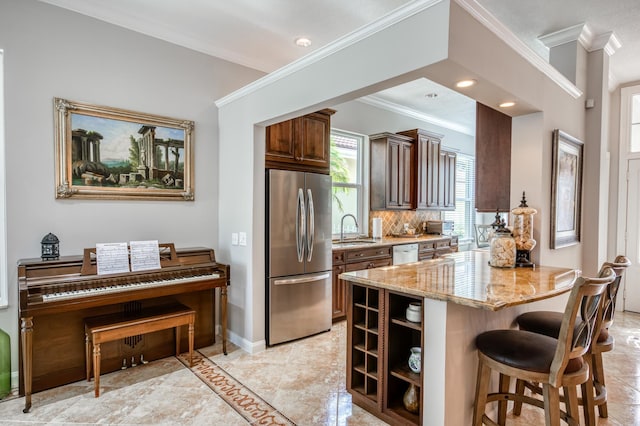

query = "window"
[330, 130, 366, 237]
[444, 153, 475, 242]
[0, 50, 6, 308]
[631, 94, 640, 152]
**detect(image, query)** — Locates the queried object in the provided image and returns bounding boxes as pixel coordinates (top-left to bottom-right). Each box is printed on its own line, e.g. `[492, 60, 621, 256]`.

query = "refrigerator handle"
[306, 188, 314, 262]
[296, 188, 305, 263]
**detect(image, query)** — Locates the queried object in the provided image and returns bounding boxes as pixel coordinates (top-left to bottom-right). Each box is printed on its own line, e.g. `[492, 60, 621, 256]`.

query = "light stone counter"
[339, 250, 579, 310]
[340, 250, 580, 426]
[331, 234, 451, 250]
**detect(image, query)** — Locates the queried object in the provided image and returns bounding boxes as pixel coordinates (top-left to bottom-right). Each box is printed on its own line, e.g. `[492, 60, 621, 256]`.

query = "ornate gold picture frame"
[54, 98, 194, 201]
[550, 129, 583, 249]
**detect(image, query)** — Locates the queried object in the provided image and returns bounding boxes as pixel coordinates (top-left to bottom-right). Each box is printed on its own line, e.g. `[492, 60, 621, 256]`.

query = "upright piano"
[18, 245, 229, 413]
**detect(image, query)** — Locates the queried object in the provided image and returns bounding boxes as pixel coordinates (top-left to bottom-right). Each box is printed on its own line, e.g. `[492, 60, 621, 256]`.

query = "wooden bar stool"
[515, 256, 630, 423]
[473, 268, 615, 426]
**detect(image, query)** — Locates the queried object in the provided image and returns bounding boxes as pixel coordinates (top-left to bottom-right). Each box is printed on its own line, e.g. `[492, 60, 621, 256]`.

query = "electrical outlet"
[239, 232, 247, 246]
[231, 233, 238, 246]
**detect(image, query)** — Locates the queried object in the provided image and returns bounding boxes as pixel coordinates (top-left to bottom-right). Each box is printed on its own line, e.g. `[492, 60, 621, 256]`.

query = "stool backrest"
[598, 255, 631, 332]
[475, 224, 492, 248]
[550, 266, 616, 387]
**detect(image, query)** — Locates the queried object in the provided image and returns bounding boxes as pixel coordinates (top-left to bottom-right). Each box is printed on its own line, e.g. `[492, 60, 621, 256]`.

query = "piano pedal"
[140, 354, 149, 365]
[131, 356, 137, 367]
[121, 359, 127, 370]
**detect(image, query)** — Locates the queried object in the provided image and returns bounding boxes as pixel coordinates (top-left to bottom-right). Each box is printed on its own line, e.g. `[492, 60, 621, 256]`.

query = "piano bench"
[84, 303, 195, 398]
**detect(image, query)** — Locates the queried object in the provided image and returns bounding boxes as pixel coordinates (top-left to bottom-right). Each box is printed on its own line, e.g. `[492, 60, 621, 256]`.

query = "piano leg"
[221, 286, 228, 355]
[20, 317, 33, 413]
[93, 343, 101, 398]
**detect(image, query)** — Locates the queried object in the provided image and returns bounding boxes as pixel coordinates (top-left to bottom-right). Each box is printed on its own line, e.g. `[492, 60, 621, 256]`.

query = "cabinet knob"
[367, 262, 374, 268]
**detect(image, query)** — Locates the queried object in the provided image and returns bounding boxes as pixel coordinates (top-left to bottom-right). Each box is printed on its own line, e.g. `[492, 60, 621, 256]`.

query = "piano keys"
[18, 245, 229, 413]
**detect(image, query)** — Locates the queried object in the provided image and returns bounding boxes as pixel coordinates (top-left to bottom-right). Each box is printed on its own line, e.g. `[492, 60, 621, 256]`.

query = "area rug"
[178, 351, 296, 425]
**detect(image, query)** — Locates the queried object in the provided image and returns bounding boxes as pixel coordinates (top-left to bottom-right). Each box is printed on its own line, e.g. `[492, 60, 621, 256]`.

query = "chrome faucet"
[340, 214, 358, 242]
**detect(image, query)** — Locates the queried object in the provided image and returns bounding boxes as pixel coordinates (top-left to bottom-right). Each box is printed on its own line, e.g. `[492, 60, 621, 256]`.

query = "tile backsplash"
[369, 210, 442, 237]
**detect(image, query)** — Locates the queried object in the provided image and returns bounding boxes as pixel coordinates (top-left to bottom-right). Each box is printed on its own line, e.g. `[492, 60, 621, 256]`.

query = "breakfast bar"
[339, 250, 579, 426]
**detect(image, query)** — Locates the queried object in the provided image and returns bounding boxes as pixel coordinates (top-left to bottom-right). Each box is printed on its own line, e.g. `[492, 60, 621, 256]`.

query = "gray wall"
[0, 0, 263, 379]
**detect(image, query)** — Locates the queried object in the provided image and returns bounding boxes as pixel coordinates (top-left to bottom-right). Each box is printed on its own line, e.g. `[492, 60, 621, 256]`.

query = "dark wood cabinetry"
[332, 246, 392, 321]
[417, 236, 458, 261]
[265, 109, 335, 173]
[347, 283, 423, 425]
[370, 132, 415, 210]
[439, 150, 457, 209]
[475, 102, 511, 212]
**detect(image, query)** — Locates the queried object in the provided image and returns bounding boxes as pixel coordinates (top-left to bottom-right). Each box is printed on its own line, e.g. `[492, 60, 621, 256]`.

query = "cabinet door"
[422, 135, 441, 209]
[400, 141, 415, 208]
[387, 139, 402, 207]
[475, 102, 511, 212]
[265, 119, 297, 164]
[439, 150, 456, 209]
[298, 111, 331, 171]
[332, 264, 347, 320]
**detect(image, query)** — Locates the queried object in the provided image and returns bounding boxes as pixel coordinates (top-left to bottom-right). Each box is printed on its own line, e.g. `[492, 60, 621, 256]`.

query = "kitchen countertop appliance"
[426, 220, 454, 236]
[266, 169, 332, 346]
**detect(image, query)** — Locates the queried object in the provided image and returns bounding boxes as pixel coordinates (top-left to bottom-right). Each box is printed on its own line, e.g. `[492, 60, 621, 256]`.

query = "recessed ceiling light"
[499, 101, 516, 108]
[295, 37, 312, 47]
[456, 79, 476, 88]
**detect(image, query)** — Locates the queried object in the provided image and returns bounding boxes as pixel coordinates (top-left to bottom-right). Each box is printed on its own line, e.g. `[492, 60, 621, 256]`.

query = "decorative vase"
[403, 383, 420, 414]
[408, 347, 421, 373]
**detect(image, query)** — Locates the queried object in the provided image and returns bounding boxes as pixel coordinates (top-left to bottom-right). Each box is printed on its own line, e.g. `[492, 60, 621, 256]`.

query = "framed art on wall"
[53, 98, 194, 201]
[550, 129, 584, 249]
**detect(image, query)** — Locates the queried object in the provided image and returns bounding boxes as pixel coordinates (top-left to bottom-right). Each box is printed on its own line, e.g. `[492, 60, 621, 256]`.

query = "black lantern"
[41, 233, 60, 260]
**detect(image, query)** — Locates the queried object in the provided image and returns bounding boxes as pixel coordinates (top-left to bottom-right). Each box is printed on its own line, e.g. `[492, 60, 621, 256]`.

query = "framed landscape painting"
[550, 129, 583, 249]
[53, 98, 194, 200]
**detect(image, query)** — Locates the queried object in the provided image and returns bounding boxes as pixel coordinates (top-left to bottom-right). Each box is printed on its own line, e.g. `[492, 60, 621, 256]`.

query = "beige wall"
[0, 0, 263, 379]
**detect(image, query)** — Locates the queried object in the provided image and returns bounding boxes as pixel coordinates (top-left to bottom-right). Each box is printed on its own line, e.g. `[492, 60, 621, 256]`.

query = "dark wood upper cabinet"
[265, 109, 335, 173]
[370, 132, 415, 210]
[475, 103, 511, 212]
[396, 129, 456, 211]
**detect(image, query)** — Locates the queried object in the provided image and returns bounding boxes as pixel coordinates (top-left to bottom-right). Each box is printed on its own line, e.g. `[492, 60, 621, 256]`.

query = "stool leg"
[581, 352, 597, 426]
[85, 333, 91, 381]
[175, 325, 181, 356]
[473, 358, 491, 426]
[563, 385, 579, 423]
[188, 321, 194, 367]
[93, 343, 101, 398]
[498, 373, 510, 425]
[542, 384, 561, 426]
[592, 351, 608, 417]
[513, 379, 525, 415]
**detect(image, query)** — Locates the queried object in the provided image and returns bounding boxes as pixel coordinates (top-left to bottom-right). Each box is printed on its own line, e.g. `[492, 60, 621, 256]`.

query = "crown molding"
[454, 0, 583, 99]
[215, 0, 443, 108]
[590, 31, 621, 56]
[358, 95, 474, 136]
[538, 23, 594, 50]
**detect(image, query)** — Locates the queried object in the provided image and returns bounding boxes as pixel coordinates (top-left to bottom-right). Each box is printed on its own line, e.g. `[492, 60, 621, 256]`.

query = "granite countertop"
[338, 250, 579, 311]
[332, 234, 452, 250]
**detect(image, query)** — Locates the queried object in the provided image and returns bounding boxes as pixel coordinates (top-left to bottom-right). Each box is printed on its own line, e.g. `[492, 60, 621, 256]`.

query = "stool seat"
[517, 311, 608, 343]
[476, 329, 584, 374]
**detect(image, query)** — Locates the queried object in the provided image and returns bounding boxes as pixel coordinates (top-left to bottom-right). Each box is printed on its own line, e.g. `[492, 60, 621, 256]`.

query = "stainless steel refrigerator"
[266, 169, 332, 346]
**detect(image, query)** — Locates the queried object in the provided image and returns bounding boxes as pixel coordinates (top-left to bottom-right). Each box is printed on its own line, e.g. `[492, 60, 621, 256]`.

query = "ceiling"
[39, 0, 640, 134]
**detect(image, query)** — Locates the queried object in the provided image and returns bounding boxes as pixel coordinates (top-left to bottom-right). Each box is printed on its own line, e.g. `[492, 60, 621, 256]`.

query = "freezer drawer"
[268, 272, 332, 345]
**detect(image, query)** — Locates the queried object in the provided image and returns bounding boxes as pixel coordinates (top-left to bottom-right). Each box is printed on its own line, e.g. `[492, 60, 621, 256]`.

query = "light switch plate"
[239, 232, 247, 246]
[231, 233, 239, 246]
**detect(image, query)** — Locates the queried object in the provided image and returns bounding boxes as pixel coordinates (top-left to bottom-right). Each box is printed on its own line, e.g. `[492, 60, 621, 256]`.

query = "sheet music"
[96, 242, 130, 275]
[130, 240, 161, 272]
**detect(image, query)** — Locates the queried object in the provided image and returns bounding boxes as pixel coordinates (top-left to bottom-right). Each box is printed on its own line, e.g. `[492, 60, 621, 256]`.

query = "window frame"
[330, 129, 368, 238]
[444, 152, 475, 243]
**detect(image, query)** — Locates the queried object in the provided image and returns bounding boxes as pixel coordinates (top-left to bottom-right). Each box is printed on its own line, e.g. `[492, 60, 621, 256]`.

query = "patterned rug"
[177, 351, 296, 425]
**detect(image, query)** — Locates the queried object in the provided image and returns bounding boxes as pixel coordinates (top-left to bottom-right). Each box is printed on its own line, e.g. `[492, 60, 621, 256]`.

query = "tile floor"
[0, 312, 639, 425]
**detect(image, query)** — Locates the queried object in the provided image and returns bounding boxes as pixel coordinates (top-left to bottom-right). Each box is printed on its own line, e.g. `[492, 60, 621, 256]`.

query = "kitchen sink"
[333, 239, 378, 246]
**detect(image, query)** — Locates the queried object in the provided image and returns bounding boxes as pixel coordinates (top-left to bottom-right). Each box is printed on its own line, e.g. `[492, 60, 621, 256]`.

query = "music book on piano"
[96, 242, 130, 275]
[130, 240, 161, 272]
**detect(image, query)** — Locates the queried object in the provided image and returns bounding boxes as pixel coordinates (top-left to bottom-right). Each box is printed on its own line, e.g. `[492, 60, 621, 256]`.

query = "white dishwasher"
[392, 243, 419, 265]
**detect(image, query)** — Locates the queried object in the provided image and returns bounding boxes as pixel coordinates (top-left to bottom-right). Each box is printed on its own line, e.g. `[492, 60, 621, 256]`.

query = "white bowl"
[405, 303, 422, 322]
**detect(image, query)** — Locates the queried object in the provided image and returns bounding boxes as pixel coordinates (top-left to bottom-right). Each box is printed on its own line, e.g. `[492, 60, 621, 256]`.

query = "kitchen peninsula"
[339, 251, 578, 426]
